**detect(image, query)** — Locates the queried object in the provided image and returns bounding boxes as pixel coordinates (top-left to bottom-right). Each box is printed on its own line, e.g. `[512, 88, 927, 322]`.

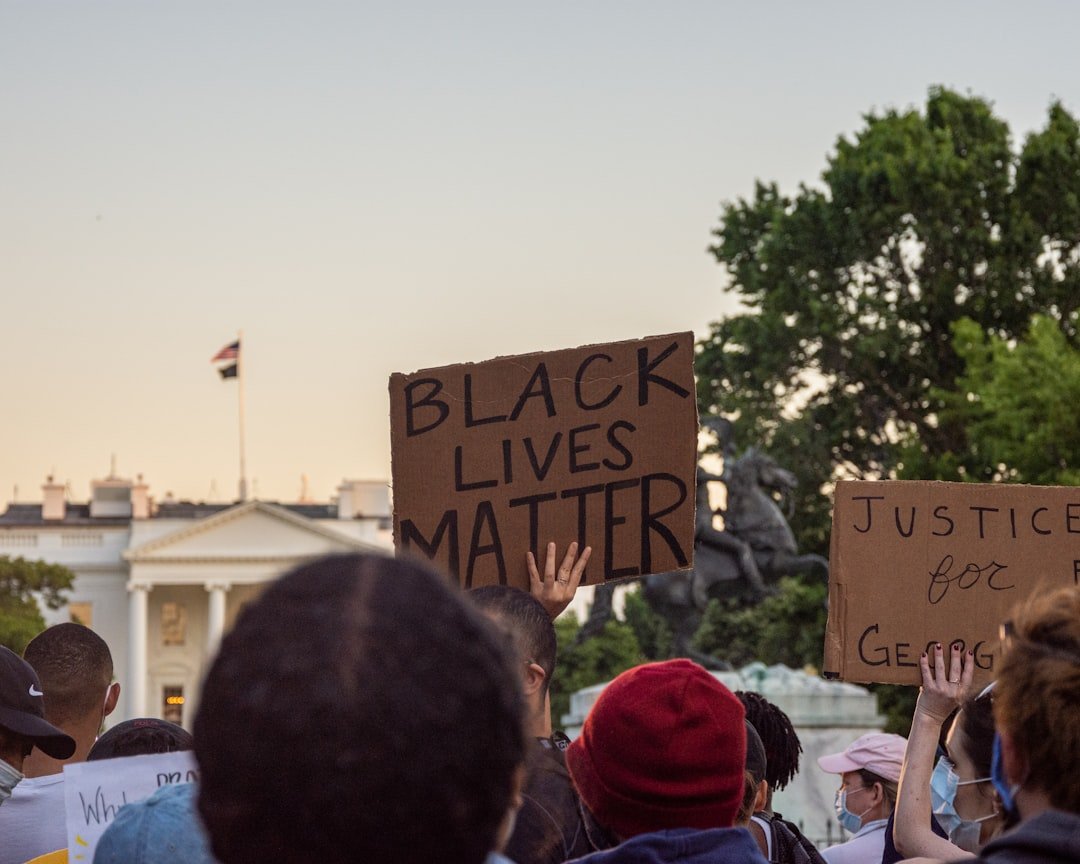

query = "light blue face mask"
[834, 787, 869, 834]
[930, 756, 995, 852]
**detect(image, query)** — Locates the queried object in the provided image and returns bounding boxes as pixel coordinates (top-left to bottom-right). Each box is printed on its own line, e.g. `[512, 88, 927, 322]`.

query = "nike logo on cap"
[29, 685, 44, 697]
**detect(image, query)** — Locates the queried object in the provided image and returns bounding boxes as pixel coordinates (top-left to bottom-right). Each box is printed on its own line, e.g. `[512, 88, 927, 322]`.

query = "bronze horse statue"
[577, 447, 828, 668]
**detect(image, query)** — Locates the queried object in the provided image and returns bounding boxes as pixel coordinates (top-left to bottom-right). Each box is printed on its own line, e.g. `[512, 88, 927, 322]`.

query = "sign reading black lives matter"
[824, 479, 1080, 686]
[389, 333, 699, 590]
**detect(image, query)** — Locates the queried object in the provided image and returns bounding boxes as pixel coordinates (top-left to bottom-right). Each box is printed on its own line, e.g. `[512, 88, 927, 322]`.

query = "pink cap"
[816, 732, 907, 783]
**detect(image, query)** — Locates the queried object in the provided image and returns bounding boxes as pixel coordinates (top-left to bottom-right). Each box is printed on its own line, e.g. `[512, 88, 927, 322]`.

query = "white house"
[0, 474, 393, 729]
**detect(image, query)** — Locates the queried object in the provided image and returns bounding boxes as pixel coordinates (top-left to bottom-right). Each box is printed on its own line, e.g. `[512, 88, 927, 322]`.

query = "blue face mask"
[834, 788, 869, 834]
[991, 734, 1020, 819]
[930, 756, 995, 852]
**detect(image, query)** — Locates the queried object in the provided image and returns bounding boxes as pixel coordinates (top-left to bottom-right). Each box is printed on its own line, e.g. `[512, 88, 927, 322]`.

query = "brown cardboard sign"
[824, 479, 1080, 685]
[389, 333, 698, 590]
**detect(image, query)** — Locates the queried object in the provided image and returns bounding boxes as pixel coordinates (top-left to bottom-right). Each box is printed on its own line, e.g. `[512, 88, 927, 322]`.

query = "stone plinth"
[560, 661, 887, 849]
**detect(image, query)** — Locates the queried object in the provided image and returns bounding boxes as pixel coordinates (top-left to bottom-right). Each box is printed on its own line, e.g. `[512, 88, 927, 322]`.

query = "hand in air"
[917, 642, 975, 723]
[527, 541, 592, 620]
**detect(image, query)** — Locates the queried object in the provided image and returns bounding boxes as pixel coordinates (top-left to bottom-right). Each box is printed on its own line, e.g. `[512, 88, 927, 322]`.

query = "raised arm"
[893, 642, 975, 860]
[527, 541, 592, 620]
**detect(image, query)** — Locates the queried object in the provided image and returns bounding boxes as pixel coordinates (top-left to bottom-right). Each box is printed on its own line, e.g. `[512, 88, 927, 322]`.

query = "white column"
[127, 582, 151, 718]
[206, 583, 231, 657]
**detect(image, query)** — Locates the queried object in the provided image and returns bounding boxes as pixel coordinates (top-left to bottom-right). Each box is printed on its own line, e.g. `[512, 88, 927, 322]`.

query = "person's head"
[566, 659, 747, 840]
[736, 691, 802, 802]
[195, 553, 527, 864]
[817, 732, 905, 830]
[932, 687, 1000, 850]
[22, 623, 118, 770]
[94, 784, 216, 864]
[470, 585, 556, 737]
[0, 646, 75, 775]
[735, 721, 769, 826]
[88, 718, 193, 761]
[994, 585, 1080, 817]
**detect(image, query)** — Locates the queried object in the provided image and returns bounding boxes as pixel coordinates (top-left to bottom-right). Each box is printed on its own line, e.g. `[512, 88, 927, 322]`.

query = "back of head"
[735, 721, 769, 825]
[994, 585, 1080, 813]
[94, 783, 216, 864]
[470, 586, 556, 694]
[195, 553, 526, 864]
[958, 689, 995, 778]
[23, 623, 113, 726]
[565, 659, 746, 839]
[737, 691, 802, 791]
[88, 718, 193, 761]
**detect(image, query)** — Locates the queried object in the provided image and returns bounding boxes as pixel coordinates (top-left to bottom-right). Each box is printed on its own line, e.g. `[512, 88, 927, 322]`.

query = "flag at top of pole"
[210, 334, 248, 501]
[211, 340, 240, 380]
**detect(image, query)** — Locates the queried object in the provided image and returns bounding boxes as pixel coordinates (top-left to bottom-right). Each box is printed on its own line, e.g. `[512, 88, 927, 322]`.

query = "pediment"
[125, 502, 369, 562]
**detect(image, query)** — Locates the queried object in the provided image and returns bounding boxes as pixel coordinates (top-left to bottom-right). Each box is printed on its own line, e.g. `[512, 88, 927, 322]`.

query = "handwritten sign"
[63, 750, 199, 862]
[824, 480, 1080, 685]
[389, 333, 699, 589]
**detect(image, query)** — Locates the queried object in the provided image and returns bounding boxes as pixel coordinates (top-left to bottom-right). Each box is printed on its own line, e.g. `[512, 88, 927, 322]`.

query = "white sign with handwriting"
[63, 750, 199, 862]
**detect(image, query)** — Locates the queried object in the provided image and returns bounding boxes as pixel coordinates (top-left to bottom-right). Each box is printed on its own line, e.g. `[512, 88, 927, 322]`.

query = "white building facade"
[0, 475, 392, 729]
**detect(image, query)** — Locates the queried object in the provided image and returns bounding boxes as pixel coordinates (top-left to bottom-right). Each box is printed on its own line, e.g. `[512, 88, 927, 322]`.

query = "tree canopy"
[697, 87, 1080, 553]
[0, 556, 75, 653]
[938, 314, 1080, 485]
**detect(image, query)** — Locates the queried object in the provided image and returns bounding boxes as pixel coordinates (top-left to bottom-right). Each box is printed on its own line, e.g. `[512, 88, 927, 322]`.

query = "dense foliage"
[0, 556, 75, 653]
[697, 88, 1080, 554]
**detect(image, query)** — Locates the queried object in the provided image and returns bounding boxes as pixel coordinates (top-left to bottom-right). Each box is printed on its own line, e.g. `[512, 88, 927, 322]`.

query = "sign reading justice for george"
[824, 479, 1080, 686]
[389, 333, 699, 590]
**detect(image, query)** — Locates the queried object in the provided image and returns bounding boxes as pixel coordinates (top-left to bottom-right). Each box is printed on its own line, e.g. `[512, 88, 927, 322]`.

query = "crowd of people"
[0, 542, 1078, 864]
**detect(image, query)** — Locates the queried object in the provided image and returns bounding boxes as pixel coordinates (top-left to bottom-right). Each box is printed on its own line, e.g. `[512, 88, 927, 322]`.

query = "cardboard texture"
[824, 479, 1080, 685]
[390, 332, 699, 590]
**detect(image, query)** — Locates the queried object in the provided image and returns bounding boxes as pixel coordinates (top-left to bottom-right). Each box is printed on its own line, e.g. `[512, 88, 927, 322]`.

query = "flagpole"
[237, 329, 248, 502]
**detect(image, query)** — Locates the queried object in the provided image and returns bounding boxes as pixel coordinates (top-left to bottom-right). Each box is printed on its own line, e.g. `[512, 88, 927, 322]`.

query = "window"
[69, 602, 93, 628]
[161, 603, 187, 646]
[162, 686, 185, 725]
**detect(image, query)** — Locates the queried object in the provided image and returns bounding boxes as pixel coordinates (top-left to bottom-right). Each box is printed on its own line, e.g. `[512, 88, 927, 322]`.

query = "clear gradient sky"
[3, 1, 1079, 504]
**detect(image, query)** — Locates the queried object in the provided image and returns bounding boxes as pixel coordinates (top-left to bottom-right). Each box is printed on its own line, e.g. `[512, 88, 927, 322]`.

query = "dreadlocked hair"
[736, 691, 802, 791]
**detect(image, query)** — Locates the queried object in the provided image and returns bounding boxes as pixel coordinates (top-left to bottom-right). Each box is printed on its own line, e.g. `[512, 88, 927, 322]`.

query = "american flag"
[211, 340, 240, 362]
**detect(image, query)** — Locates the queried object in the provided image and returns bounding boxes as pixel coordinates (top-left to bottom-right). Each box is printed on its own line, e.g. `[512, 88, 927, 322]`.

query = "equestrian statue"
[576, 417, 828, 668]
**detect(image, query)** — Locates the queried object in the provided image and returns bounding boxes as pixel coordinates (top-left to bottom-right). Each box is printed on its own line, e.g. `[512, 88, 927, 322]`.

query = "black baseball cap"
[0, 646, 76, 760]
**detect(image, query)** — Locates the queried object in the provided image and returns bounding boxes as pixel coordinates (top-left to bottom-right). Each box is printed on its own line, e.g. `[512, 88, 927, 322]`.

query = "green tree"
[621, 587, 672, 661]
[693, 576, 828, 670]
[0, 556, 76, 653]
[697, 88, 1080, 554]
[550, 611, 643, 726]
[934, 314, 1080, 484]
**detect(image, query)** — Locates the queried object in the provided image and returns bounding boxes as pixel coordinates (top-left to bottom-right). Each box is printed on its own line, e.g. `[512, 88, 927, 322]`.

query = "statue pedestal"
[560, 661, 885, 849]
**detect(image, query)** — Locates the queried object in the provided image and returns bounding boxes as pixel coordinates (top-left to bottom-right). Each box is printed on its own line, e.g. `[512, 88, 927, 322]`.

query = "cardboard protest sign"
[63, 750, 199, 861]
[390, 333, 698, 589]
[824, 479, 1080, 686]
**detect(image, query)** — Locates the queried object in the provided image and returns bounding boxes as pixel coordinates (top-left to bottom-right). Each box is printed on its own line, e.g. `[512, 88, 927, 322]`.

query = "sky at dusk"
[4, 1, 1080, 505]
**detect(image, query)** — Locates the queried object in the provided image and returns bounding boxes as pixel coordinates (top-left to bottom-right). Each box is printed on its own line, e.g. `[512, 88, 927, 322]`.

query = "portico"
[122, 500, 380, 725]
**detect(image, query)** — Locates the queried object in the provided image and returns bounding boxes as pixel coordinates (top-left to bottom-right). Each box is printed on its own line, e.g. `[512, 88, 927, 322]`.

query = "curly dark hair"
[195, 553, 526, 864]
[735, 691, 802, 791]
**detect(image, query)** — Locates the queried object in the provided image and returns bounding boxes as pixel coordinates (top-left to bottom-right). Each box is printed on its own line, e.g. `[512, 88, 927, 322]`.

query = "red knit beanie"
[565, 659, 747, 839]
